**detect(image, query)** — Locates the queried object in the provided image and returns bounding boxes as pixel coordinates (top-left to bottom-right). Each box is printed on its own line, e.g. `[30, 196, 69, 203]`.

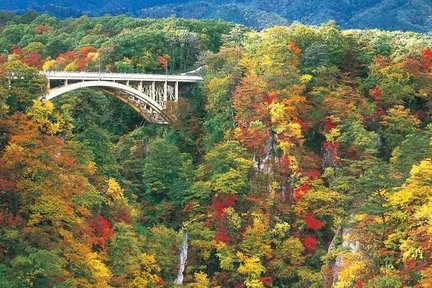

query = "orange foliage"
[288, 41, 301, 56]
[293, 183, 310, 201]
[34, 24, 52, 34]
[21, 51, 43, 69]
[233, 76, 270, 127]
[157, 54, 171, 68]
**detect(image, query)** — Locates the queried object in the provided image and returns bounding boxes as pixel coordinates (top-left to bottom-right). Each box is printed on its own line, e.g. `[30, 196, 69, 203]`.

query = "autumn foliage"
[0, 15, 431, 288]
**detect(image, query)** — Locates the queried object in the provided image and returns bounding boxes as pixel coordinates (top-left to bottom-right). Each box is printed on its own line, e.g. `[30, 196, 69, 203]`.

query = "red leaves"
[211, 194, 237, 244]
[323, 141, 339, 154]
[8, 45, 44, 68]
[78, 46, 98, 56]
[370, 86, 382, 100]
[215, 223, 231, 244]
[260, 277, 273, 286]
[77, 46, 98, 70]
[0, 212, 24, 228]
[304, 211, 323, 230]
[293, 183, 310, 201]
[324, 118, 337, 132]
[21, 51, 43, 69]
[0, 55, 7, 64]
[355, 278, 364, 288]
[264, 91, 277, 105]
[304, 235, 318, 253]
[274, 156, 292, 178]
[55, 46, 98, 71]
[0, 178, 17, 192]
[375, 107, 385, 118]
[89, 215, 114, 249]
[421, 48, 432, 70]
[54, 276, 66, 282]
[303, 169, 321, 179]
[212, 194, 237, 219]
[296, 119, 309, 132]
[11, 45, 23, 56]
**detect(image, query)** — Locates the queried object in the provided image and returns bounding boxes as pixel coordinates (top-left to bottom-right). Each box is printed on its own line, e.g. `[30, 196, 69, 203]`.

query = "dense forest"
[1, 0, 432, 32]
[0, 13, 431, 288]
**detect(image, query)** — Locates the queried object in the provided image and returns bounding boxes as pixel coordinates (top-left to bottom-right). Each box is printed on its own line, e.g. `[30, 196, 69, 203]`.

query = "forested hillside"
[1, 0, 432, 31]
[0, 14, 432, 287]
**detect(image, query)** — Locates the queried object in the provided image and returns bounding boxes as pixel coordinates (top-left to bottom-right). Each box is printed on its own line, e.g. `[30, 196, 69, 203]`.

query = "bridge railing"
[40, 70, 203, 82]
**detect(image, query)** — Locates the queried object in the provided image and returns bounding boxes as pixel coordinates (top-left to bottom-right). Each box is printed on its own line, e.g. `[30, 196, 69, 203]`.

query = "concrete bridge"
[41, 71, 203, 124]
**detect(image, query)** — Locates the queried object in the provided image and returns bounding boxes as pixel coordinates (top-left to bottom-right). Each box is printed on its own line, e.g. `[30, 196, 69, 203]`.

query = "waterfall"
[174, 230, 188, 286]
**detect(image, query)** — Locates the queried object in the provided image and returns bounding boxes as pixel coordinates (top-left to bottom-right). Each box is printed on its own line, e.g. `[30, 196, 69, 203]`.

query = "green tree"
[142, 138, 193, 206]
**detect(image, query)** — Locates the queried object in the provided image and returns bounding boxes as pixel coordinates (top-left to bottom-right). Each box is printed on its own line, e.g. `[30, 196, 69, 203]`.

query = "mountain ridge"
[1, 0, 431, 31]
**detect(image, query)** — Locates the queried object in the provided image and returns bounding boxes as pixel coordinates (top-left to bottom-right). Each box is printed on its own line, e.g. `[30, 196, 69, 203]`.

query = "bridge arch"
[45, 80, 171, 124]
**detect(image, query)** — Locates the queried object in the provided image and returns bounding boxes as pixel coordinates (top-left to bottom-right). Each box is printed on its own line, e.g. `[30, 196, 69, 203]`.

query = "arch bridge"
[41, 71, 203, 124]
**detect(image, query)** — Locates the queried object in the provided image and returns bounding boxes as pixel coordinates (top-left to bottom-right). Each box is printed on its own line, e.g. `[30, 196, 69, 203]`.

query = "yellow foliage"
[241, 218, 273, 259]
[400, 238, 424, 261]
[419, 265, 432, 288]
[216, 242, 235, 271]
[127, 253, 161, 288]
[63, 241, 111, 287]
[28, 193, 76, 226]
[185, 272, 211, 288]
[271, 222, 291, 239]
[88, 51, 100, 62]
[86, 161, 97, 176]
[296, 181, 344, 221]
[269, 102, 286, 124]
[42, 59, 56, 71]
[27, 100, 54, 120]
[244, 279, 265, 288]
[106, 178, 127, 205]
[389, 159, 432, 210]
[87, 256, 111, 287]
[64, 61, 78, 71]
[27, 100, 65, 134]
[237, 252, 266, 279]
[415, 200, 432, 234]
[300, 74, 313, 84]
[334, 251, 370, 288]
[325, 127, 341, 142]
[281, 237, 305, 265]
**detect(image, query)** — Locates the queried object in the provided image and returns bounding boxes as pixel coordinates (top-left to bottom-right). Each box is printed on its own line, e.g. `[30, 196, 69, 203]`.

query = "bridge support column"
[151, 81, 156, 101]
[163, 81, 168, 103]
[175, 81, 179, 101]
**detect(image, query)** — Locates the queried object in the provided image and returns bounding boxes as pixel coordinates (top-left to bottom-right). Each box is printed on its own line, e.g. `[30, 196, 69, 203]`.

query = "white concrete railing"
[40, 71, 203, 83]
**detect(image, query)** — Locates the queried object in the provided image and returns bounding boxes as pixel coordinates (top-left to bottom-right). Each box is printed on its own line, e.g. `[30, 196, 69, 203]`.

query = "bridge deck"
[40, 71, 203, 83]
